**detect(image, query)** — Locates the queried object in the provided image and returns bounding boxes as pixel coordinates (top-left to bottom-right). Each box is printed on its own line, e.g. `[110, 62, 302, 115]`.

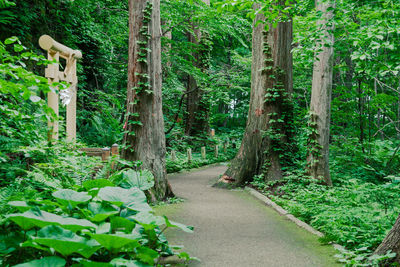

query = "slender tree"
[220, 3, 294, 185]
[185, 0, 211, 137]
[306, 0, 335, 185]
[122, 0, 173, 199]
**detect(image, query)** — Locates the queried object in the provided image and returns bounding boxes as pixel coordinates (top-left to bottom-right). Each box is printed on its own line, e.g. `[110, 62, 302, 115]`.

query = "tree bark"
[306, 0, 335, 186]
[374, 214, 400, 263]
[185, 0, 211, 137]
[220, 3, 294, 185]
[122, 0, 173, 200]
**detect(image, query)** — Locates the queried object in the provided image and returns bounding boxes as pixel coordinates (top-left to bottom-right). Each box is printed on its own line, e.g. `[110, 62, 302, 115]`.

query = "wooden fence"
[81, 140, 235, 163]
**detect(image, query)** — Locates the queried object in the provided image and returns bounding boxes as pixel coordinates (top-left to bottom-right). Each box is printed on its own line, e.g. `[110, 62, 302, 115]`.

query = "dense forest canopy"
[1, 0, 400, 266]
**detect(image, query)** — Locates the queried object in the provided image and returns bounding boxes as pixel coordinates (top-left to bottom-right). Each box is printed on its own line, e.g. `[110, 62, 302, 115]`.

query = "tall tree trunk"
[358, 79, 365, 152]
[220, 3, 294, 185]
[259, 17, 294, 182]
[306, 0, 335, 186]
[185, 0, 211, 137]
[374, 214, 400, 263]
[122, 0, 173, 200]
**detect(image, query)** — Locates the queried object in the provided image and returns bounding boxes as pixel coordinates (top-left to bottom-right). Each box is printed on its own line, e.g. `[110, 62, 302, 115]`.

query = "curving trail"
[158, 165, 340, 267]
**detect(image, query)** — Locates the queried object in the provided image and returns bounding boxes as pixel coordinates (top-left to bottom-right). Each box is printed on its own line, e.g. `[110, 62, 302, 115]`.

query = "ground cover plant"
[0, 169, 195, 266]
[250, 138, 400, 266]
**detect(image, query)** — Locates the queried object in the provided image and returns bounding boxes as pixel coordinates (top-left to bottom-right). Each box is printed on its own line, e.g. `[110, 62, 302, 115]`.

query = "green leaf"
[116, 170, 155, 191]
[4, 36, 18, 44]
[136, 247, 159, 265]
[52, 189, 92, 208]
[110, 216, 136, 233]
[7, 208, 96, 231]
[125, 201, 152, 212]
[83, 179, 114, 190]
[72, 259, 112, 267]
[28, 225, 100, 258]
[8, 201, 31, 212]
[14, 256, 66, 267]
[129, 212, 165, 227]
[109, 258, 151, 267]
[87, 202, 119, 222]
[164, 216, 194, 233]
[88, 233, 140, 251]
[97, 187, 147, 207]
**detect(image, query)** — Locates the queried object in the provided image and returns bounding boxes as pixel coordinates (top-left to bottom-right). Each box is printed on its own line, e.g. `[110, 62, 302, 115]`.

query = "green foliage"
[1, 178, 194, 266]
[251, 168, 400, 265]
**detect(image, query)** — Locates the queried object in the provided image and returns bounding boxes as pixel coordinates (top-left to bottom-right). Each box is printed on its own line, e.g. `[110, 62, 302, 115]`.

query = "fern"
[26, 168, 62, 189]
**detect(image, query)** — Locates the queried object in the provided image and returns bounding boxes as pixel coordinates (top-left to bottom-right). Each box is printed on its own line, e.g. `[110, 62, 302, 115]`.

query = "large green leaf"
[110, 216, 135, 233]
[109, 258, 151, 267]
[8, 201, 30, 212]
[7, 208, 96, 231]
[125, 201, 152, 212]
[136, 247, 159, 265]
[97, 187, 147, 207]
[88, 233, 140, 251]
[87, 202, 119, 222]
[129, 212, 165, 227]
[28, 225, 100, 258]
[52, 189, 92, 208]
[14, 256, 66, 267]
[72, 259, 112, 267]
[164, 216, 194, 233]
[116, 170, 154, 191]
[83, 179, 114, 191]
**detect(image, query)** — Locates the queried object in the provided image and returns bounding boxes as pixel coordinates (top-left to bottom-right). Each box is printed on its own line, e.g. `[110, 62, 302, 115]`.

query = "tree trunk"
[220, 3, 294, 185]
[374, 214, 400, 263]
[185, 0, 211, 137]
[122, 0, 173, 200]
[306, 0, 335, 186]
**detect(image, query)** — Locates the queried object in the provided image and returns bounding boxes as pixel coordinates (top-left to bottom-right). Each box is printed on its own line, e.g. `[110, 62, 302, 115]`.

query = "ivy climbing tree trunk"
[185, 0, 211, 137]
[220, 3, 294, 185]
[122, 0, 173, 200]
[306, 0, 335, 186]
[374, 213, 400, 263]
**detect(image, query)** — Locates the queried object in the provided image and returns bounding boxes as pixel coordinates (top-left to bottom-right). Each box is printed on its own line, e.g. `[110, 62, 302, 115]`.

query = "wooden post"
[66, 58, 77, 141]
[111, 144, 119, 170]
[215, 145, 219, 158]
[101, 147, 110, 161]
[201, 146, 206, 159]
[171, 150, 177, 161]
[111, 144, 119, 156]
[224, 142, 228, 153]
[187, 148, 192, 162]
[46, 51, 60, 141]
[39, 35, 82, 142]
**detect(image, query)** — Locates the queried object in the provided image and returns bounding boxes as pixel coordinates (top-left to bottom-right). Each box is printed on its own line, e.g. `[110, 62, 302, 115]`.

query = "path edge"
[244, 186, 345, 252]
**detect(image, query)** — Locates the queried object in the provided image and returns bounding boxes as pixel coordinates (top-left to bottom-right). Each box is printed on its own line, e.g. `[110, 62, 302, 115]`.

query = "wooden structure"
[80, 144, 119, 162]
[39, 35, 82, 141]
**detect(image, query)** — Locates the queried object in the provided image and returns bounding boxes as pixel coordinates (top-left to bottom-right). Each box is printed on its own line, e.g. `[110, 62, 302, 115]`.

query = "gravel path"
[158, 165, 340, 267]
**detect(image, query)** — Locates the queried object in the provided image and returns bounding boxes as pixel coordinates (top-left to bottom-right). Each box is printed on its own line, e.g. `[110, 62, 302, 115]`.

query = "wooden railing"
[80, 144, 119, 161]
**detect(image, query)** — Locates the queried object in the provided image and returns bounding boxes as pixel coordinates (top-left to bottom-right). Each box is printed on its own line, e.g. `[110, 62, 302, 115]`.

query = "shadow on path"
[157, 165, 341, 267]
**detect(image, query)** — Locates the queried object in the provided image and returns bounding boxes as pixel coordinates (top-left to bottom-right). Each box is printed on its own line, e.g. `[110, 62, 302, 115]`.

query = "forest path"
[157, 165, 340, 267]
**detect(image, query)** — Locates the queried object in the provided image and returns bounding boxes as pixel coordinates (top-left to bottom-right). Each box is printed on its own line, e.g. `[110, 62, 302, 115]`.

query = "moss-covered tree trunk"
[306, 0, 335, 186]
[220, 4, 294, 185]
[122, 0, 173, 200]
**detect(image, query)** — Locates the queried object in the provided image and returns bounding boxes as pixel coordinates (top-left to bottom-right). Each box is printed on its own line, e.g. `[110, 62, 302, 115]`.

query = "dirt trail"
[158, 165, 340, 267]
